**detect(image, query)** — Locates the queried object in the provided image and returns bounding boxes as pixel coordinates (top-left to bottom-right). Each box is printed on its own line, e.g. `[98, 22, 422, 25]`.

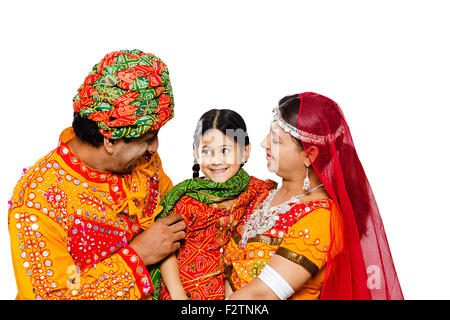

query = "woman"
[224, 92, 403, 299]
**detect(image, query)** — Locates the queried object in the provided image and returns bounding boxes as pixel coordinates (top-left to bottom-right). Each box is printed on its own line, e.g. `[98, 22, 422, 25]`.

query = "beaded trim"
[232, 231, 283, 247]
[272, 107, 345, 145]
[275, 247, 319, 276]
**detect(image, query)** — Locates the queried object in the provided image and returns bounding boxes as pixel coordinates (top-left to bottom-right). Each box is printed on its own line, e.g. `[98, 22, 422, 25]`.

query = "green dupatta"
[148, 168, 250, 299]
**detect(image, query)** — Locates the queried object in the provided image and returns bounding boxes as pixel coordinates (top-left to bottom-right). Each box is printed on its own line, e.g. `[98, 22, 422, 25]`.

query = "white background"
[1, 0, 449, 300]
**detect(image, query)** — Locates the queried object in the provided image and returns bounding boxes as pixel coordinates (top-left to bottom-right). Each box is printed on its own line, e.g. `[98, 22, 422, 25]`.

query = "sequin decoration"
[224, 194, 333, 300]
[8, 127, 173, 300]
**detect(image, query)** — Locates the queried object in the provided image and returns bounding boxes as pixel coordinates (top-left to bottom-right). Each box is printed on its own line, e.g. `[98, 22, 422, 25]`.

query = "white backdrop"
[1, 0, 449, 300]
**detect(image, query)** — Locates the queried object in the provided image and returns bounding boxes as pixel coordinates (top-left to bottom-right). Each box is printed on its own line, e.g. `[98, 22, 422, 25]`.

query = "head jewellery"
[272, 107, 345, 145]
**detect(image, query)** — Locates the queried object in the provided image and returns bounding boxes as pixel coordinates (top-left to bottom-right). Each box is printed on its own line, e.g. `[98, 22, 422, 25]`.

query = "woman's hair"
[278, 93, 344, 151]
[192, 109, 250, 178]
[277, 95, 304, 150]
[278, 94, 369, 236]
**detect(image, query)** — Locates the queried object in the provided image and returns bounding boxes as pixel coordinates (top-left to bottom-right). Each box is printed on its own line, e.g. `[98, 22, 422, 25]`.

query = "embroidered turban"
[73, 49, 174, 139]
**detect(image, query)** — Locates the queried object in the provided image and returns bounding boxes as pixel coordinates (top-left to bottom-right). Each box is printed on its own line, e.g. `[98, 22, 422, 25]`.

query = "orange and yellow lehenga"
[8, 128, 173, 300]
[224, 189, 342, 300]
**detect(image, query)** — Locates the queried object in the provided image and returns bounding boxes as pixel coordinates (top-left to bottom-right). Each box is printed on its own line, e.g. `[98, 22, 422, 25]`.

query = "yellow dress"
[224, 191, 335, 300]
[8, 127, 173, 300]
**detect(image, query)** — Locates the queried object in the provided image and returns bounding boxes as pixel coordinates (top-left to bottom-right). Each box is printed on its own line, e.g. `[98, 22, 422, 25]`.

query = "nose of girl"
[210, 152, 222, 165]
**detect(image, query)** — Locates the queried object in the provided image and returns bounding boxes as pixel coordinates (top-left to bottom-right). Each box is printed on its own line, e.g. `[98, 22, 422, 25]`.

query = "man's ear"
[103, 137, 116, 155]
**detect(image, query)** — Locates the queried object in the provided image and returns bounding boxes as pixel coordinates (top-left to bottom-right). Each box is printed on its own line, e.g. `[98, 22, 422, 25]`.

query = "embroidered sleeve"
[9, 204, 153, 300]
[276, 207, 332, 276]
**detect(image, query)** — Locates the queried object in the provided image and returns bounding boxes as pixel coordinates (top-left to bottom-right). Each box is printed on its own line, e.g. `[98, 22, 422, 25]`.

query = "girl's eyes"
[202, 149, 212, 155]
[271, 137, 279, 144]
[201, 148, 231, 155]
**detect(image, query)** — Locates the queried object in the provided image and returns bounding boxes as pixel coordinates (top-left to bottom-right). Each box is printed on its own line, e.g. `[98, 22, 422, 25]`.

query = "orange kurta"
[8, 127, 173, 300]
[224, 192, 335, 300]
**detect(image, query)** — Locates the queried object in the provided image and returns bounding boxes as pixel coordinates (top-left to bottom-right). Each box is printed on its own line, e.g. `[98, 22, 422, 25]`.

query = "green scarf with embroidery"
[148, 168, 250, 299]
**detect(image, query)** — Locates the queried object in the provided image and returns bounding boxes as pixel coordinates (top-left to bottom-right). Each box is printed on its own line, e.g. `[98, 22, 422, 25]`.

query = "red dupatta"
[295, 92, 403, 299]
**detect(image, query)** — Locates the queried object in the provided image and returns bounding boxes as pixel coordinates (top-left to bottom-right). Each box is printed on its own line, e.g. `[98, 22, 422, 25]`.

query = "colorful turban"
[73, 49, 174, 139]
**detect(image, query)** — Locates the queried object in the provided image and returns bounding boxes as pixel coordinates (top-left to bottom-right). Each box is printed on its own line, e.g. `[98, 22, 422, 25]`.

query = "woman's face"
[195, 129, 250, 183]
[261, 122, 305, 177]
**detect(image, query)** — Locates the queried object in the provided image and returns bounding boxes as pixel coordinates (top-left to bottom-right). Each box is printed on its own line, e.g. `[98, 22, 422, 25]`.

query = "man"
[8, 49, 185, 300]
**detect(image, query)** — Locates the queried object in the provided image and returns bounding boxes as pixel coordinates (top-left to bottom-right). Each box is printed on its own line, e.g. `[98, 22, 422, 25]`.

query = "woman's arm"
[227, 254, 312, 300]
[160, 253, 189, 300]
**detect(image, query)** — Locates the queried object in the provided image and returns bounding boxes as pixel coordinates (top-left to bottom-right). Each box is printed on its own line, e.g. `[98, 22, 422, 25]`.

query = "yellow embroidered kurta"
[8, 128, 173, 300]
[224, 193, 335, 300]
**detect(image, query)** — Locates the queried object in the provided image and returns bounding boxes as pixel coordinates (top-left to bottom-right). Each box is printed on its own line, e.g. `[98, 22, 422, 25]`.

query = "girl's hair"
[192, 109, 250, 178]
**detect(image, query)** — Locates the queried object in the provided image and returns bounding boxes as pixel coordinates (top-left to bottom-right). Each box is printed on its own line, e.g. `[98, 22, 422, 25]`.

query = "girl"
[157, 109, 276, 300]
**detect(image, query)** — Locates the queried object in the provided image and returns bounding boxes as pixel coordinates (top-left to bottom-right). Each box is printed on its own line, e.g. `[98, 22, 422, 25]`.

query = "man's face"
[108, 130, 159, 174]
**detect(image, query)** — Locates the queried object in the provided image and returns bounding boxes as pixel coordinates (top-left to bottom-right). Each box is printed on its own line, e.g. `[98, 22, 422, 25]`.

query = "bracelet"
[258, 265, 294, 300]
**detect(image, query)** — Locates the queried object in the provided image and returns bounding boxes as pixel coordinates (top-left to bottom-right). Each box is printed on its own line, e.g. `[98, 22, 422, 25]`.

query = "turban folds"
[73, 49, 174, 139]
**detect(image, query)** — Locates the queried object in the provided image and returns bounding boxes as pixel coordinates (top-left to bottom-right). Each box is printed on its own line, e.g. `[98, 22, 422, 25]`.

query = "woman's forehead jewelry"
[272, 107, 345, 145]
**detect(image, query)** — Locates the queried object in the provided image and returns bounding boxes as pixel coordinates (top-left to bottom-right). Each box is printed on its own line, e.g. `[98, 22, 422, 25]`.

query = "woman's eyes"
[221, 148, 230, 154]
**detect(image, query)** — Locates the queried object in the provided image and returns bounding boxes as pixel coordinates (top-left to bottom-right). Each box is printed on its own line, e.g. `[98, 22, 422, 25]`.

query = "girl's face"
[195, 129, 250, 183]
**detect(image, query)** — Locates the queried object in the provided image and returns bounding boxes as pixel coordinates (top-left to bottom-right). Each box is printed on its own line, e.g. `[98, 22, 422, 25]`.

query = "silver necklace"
[238, 184, 324, 249]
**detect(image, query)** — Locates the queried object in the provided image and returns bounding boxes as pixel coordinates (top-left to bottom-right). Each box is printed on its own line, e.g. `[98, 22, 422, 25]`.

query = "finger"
[170, 220, 186, 232]
[171, 241, 181, 252]
[161, 214, 184, 225]
[173, 231, 186, 241]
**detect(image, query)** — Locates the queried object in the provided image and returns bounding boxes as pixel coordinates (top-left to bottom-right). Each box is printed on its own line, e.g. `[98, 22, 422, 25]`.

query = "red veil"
[295, 92, 403, 299]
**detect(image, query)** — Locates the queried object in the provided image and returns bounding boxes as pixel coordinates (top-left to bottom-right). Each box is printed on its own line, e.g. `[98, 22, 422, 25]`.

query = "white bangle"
[258, 265, 294, 300]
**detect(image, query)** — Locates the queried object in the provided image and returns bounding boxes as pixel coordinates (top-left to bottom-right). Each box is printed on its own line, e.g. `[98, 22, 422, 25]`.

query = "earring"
[303, 165, 311, 193]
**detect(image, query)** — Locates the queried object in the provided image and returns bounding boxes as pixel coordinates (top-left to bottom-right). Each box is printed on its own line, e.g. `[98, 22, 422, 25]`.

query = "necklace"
[238, 184, 324, 249]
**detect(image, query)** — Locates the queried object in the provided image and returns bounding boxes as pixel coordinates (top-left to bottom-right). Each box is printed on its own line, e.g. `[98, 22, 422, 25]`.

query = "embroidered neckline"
[238, 191, 331, 248]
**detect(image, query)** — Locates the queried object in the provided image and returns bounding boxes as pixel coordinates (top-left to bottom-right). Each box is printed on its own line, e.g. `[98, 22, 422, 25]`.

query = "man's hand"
[129, 214, 186, 265]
